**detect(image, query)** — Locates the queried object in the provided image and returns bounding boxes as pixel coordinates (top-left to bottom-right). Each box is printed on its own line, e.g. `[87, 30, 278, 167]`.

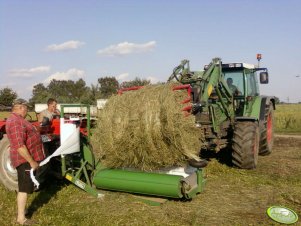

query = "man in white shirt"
[38, 98, 60, 125]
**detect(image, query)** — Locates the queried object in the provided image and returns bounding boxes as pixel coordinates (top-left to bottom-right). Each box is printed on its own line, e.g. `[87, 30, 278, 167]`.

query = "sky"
[0, 0, 301, 103]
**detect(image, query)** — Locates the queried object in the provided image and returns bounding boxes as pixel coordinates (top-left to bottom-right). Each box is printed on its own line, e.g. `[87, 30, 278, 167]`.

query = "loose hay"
[91, 83, 202, 171]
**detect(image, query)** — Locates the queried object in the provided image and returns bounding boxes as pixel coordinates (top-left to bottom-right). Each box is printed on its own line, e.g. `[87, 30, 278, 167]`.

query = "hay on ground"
[91, 83, 202, 171]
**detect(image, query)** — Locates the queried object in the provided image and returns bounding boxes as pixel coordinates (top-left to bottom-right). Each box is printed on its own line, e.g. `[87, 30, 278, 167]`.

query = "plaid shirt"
[6, 113, 45, 168]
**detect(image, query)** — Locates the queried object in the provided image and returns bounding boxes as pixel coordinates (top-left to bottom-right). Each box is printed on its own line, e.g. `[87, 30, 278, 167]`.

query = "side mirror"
[260, 72, 269, 84]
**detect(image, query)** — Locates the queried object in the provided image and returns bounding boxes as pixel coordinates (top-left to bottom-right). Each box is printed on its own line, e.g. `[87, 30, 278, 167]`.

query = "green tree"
[30, 79, 93, 104]
[73, 79, 89, 102]
[90, 84, 102, 100]
[0, 87, 18, 106]
[47, 79, 70, 102]
[48, 79, 87, 103]
[120, 77, 151, 89]
[29, 83, 50, 105]
[98, 77, 119, 98]
[80, 84, 102, 105]
[79, 87, 94, 105]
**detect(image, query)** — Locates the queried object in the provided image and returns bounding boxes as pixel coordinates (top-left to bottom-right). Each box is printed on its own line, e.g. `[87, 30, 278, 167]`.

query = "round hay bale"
[91, 83, 202, 171]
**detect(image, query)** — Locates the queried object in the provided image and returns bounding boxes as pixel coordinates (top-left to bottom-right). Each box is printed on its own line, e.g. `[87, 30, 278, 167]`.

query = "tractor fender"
[240, 96, 275, 122]
[259, 96, 276, 122]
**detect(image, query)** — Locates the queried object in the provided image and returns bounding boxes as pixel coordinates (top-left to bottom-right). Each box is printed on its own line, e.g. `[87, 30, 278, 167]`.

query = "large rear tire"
[0, 135, 18, 190]
[232, 121, 259, 169]
[259, 103, 274, 156]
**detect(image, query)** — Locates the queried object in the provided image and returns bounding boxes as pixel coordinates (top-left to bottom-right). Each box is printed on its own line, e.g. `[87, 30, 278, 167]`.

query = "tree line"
[0, 77, 152, 107]
[0, 76, 286, 108]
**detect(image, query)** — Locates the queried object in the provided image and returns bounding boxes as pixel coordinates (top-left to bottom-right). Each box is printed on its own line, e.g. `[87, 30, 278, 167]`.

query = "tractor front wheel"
[0, 135, 18, 191]
[259, 103, 274, 156]
[232, 121, 259, 169]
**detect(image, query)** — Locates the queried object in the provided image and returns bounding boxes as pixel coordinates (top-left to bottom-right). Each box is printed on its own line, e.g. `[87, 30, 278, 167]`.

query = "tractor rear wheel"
[259, 103, 274, 156]
[0, 135, 18, 191]
[232, 121, 259, 169]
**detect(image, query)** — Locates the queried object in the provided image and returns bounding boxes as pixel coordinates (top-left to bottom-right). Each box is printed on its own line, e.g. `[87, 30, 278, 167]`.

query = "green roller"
[93, 168, 183, 198]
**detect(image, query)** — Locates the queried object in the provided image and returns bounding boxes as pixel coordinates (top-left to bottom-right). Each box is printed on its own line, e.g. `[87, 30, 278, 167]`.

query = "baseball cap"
[12, 98, 31, 107]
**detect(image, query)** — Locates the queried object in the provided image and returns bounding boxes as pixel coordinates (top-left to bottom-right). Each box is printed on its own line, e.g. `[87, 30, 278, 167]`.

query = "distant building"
[0, 104, 11, 111]
[35, 103, 98, 117]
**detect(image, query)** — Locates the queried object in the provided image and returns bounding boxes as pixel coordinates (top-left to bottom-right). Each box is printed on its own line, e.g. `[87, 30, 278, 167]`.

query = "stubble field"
[0, 104, 300, 225]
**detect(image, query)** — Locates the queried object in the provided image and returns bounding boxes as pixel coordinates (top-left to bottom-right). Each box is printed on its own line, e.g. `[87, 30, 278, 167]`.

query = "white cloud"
[9, 66, 50, 77]
[116, 73, 129, 81]
[46, 40, 85, 52]
[97, 41, 156, 56]
[147, 76, 160, 84]
[44, 68, 85, 84]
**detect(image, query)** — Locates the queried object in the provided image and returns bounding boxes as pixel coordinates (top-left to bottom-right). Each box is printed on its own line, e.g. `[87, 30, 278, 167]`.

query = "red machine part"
[0, 120, 6, 131]
[172, 84, 192, 114]
[117, 86, 144, 95]
[51, 119, 60, 135]
[50, 119, 88, 136]
[0, 120, 6, 139]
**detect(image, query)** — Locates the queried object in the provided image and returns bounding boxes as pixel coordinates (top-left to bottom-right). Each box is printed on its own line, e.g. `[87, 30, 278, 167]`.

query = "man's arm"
[54, 109, 60, 115]
[235, 86, 241, 95]
[17, 145, 39, 170]
[38, 110, 51, 124]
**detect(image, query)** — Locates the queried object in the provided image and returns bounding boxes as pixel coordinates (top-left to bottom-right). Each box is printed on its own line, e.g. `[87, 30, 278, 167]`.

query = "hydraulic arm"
[169, 58, 235, 133]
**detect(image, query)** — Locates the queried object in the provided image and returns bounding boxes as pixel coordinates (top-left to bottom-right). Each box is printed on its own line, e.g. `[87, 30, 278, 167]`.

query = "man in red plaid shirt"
[6, 98, 45, 225]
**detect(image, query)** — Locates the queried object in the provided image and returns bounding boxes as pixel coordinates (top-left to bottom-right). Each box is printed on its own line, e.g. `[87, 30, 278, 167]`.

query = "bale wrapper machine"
[59, 104, 206, 200]
[0, 104, 206, 201]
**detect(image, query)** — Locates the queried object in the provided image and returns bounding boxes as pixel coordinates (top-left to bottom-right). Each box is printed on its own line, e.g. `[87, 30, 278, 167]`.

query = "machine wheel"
[232, 121, 259, 169]
[259, 103, 274, 156]
[0, 135, 18, 190]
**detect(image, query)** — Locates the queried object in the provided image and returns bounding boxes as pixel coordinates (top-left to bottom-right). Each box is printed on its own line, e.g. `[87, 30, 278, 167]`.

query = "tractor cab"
[221, 63, 268, 97]
[220, 63, 269, 116]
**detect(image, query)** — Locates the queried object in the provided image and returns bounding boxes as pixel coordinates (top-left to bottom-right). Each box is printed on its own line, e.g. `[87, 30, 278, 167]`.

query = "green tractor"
[168, 57, 275, 169]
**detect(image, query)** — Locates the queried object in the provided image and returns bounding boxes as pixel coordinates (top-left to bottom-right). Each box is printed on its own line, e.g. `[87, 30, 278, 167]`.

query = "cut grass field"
[0, 111, 38, 121]
[275, 104, 301, 134]
[1, 136, 300, 226]
[1, 105, 300, 225]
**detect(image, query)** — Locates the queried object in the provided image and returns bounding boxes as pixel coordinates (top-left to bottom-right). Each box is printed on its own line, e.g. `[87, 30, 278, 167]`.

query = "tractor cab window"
[246, 71, 259, 96]
[224, 71, 244, 96]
